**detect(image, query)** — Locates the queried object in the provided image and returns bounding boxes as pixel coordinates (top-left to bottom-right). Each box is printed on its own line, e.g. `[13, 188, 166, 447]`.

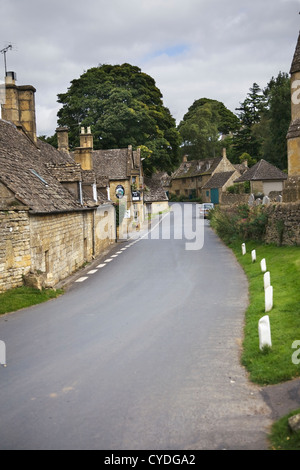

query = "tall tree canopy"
[177, 98, 239, 160]
[259, 72, 291, 169]
[231, 83, 266, 161]
[57, 63, 181, 174]
[230, 74, 290, 169]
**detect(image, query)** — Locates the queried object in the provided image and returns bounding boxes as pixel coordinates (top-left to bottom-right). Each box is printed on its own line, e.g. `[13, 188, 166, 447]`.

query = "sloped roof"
[92, 148, 131, 181]
[233, 163, 248, 175]
[144, 173, 168, 202]
[0, 119, 85, 213]
[172, 157, 222, 180]
[234, 159, 287, 183]
[202, 171, 235, 189]
[290, 30, 300, 74]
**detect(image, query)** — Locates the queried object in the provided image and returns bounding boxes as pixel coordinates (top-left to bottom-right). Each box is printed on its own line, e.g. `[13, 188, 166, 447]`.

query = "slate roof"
[171, 157, 222, 180]
[202, 171, 235, 189]
[92, 148, 140, 184]
[92, 149, 128, 182]
[0, 119, 87, 213]
[290, 30, 300, 74]
[144, 173, 169, 202]
[234, 159, 287, 183]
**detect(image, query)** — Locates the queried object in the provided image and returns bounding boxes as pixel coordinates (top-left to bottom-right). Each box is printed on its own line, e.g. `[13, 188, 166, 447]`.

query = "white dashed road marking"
[75, 277, 89, 283]
[75, 239, 141, 283]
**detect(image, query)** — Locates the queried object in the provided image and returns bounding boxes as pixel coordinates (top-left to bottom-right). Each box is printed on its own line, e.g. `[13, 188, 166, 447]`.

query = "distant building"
[234, 159, 287, 196]
[170, 149, 244, 204]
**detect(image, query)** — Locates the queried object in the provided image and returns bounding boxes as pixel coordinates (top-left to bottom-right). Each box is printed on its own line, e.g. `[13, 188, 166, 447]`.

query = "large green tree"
[231, 74, 291, 169]
[177, 98, 239, 160]
[260, 72, 290, 169]
[231, 83, 266, 162]
[56, 63, 181, 174]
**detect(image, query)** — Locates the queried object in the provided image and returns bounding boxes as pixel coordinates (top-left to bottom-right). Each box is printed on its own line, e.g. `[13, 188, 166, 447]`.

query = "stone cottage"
[170, 149, 243, 204]
[0, 74, 115, 293]
[234, 159, 287, 197]
[144, 172, 169, 217]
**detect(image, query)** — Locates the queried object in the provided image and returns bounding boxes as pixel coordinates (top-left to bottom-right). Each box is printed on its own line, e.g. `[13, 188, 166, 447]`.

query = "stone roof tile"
[290, 30, 300, 74]
[234, 159, 287, 183]
[0, 119, 84, 213]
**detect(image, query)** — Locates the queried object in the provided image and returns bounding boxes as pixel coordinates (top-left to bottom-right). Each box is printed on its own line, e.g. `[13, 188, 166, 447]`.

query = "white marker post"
[265, 285, 273, 312]
[251, 249, 256, 263]
[264, 271, 271, 290]
[260, 258, 267, 273]
[242, 243, 246, 255]
[258, 315, 272, 350]
[0, 341, 6, 367]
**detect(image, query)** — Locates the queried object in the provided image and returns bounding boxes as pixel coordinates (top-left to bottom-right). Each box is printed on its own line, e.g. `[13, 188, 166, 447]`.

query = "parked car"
[199, 203, 214, 218]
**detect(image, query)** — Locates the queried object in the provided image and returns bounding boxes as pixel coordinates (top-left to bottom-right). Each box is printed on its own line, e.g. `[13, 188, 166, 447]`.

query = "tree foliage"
[57, 63, 181, 175]
[231, 74, 290, 169]
[177, 98, 239, 160]
[260, 72, 291, 169]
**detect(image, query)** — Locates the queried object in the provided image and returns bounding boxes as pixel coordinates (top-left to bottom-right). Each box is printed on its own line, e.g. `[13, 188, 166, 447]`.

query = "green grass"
[268, 408, 300, 450]
[0, 286, 63, 315]
[229, 240, 300, 385]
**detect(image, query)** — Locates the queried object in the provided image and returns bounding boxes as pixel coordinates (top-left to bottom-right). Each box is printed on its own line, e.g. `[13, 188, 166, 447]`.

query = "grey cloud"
[1, 0, 299, 136]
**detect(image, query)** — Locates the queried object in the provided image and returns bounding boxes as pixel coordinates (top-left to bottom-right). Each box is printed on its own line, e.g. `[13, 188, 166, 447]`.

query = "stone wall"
[0, 205, 116, 293]
[264, 202, 300, 246]
[0, 209, 31, 292]
[283, 176, 300, 202]
[30, 207, 116, 287]
[220, 193, 249, 206]
[30, 211, 94, 287]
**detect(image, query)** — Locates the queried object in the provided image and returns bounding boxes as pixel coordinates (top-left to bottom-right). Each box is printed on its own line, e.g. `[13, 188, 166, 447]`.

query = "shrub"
[209, 205, 269, 242]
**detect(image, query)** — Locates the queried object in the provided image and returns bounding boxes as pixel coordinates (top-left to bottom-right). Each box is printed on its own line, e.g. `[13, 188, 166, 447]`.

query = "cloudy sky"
[1, 0, 299, 137]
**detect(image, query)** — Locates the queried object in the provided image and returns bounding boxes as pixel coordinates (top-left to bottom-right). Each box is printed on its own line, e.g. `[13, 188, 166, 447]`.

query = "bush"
[227, 182, 250, 194]
[238, 206, 268, 241]
[209, 205, 268, 243]
[208, 207, 240, 242]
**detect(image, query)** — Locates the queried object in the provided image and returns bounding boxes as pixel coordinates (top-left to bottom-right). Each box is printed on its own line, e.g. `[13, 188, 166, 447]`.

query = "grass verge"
[0, 286, 63, 315]
[228, 239, 300, 385]
[268, 408, 300, 450]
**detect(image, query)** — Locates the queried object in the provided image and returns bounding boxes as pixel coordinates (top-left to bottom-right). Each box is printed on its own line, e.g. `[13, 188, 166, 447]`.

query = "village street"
[0, 204, 272, 450]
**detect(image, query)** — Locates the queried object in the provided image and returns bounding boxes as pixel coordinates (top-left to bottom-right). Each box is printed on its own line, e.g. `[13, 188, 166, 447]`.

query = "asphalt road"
[0, 204, 272, 450]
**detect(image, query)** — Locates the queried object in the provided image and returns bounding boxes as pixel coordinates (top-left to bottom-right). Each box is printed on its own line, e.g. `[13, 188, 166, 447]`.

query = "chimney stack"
[74, 127, 93, 170]
[1, 72, 37, 145]
[56, 126, 69, 153]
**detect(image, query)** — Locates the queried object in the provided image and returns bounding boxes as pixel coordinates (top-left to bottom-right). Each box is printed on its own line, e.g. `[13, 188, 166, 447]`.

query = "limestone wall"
[264, 202, 300, 246]
[220, 193, 249, 206]
[0, 209, 31, 292]
[30, 207, 116, 287]
[30, 211, 93, 287]
[0, 205, 116, 293]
